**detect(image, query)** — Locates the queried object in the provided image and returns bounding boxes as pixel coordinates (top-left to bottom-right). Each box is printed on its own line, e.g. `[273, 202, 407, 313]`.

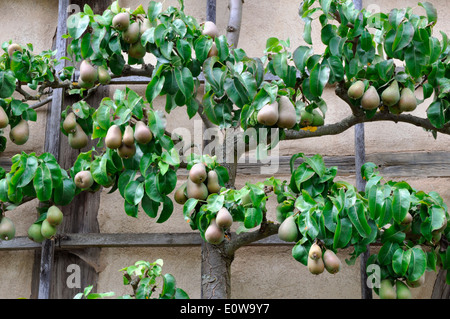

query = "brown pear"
[257, 101, 279, 126]
[112, 12, 130, 31]
[381, 80, 400, 107]
[202, 21, 220, 38]
[128, 41, 146, 59]
[0, 106, 9, 129]
[98, 66, 111, 85]
[206, 170, 221, 194]
[9, 119, 29, 145]
[68, 123, 88, 149]
[122, 22, 140, 44]
[276, 96, 297, 129]
[308, 242, 322, 260]
[207, 42, 218, 58]
[122, 125, 135, 146]
[74, 170, 94, 189]
[105, 124, 122, 149]
[189, 163, 207, 184]
[186, 178, 208, 200]
[347, 80, 365, 99]
[205, 219, 224, 245]
[361, 86, 380, 110]
[0, 217, 15, 240]
[398, 88, 417, 112]
[323, 249, 341, 274]
[117, 142, 136, 159]
[7, 43, 22, 57]
[79, 60, 98, 83]
[174, 182, 188, 205]
[307, 256, 325, 275]
[134, 121, 153, 144]
[63, 112, 77, 134]
[216, 207, 233, 229]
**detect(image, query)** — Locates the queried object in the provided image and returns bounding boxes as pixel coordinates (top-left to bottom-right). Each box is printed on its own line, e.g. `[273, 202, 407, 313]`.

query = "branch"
[226, 0, 244, 49]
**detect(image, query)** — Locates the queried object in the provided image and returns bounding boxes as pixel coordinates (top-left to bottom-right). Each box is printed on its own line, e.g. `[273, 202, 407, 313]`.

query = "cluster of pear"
[204, 207, 233, 245]
[0, 215, 15, 241]
[257, 96, 324, 129]
[202, 21, 220, 57]
[27, 205, 63, 243]
[307, 242, 342, 275]
[62, 112, 89, 149]
[379, 278, 419, 299]
[78, 60, 111, 89]
[348, 80, 417, 113]
[105, 121, 153, 159]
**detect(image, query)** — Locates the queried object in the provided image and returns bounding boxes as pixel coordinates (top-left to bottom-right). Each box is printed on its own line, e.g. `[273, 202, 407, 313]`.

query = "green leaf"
[146, 75, 165, 104]
[293, 46, 313, 71]
[33, 164, 53, 202]
[381, 224, 406, 244]
[141, 194, 160, 218]
[392, 188, 411, 224]
[392, 248, 411, 276]
[215, 35, 229, 61]
[124, 181, 145, 206]
[407, 246, 427, 282]
[244, 207, 263, 229]
[272, 51, 288, 80]
[309, 62, 330, 97]
[90, 156, 109, 186]
[174, 67, 194, 100]
[17, 156, 38, 188]
[392, 21, 415, 52]
[53, 178, 76, 206]
[418, 2, 437, 25]
[404, 44, 425, 79]
[67, 13, 90, 40]
[427, 100, 444, 129]
[378, 241, 400, 266]
[292, 241, 310, 266]
[333, 217, 352, 250]
[347, 200, 371, 238]
[156, 195, 173, 223]
[124, 200, 139, 218]
[0, 70, 16, 98]
[302, 17, 313, 45]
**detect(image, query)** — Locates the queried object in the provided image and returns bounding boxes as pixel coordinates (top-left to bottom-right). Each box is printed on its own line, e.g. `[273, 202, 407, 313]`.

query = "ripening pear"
[379, 279, 396, 299]
[206, 170, 221, 194]
[112, 12, 130, 31]
[68, 123, 88, 149]
[122, 125, 135, 146]
[398, 88, 417, 112]
[186, 178, 208, 200]
[311, 109, 324, 126]
[27, 223, 45, 243]
[216, 207, 233, 229]
[202, 21, 220, 38]
[277, 215, 298, 242]
[46, 205, 63, 226]
[381, 80, 400, 107]
[257, 101, 279, 126]
[128, 41, 146, 59]
[40, 219, 57, 239]
[361, 86, 380, 110]
[299, 109, 314, 127]
[105, 124, 122, 149]
[205, 219, 224, 245]
[323, 249, 341, 274]
[134, 121, 153, 144]
[406, 273, 425, 288]
[174, 182, 188, 205]
[208, 42, 218, 58]
[189, 163, 207, 184]
[0, 217, 15, 240]
[9, 119, 29, 145]
[308, 242, 323, 261]
[347, 80, 365, 99]
[80, 60, 98, 83]
[74, 170, 94, 189]
[98, 66, 111, 85]
[401, 212, 413, 225]
[122, 22, 140, 44]
[78, 78, 94, 89]
[63, 112, 77, 134]
[7, 43, 22, 57]
[396, 280, 412, 299]
[117, 142, 136, 159]
[0, 106, 9, 129]
[276, 96, 297, 129]
[307, 256, 325, 275]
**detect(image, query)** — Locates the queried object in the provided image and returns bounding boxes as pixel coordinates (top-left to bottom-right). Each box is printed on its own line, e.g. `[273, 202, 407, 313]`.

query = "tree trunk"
[431, 269, 449, 298]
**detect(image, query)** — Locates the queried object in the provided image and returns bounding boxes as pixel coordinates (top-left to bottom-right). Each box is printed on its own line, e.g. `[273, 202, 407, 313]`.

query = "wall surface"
[0, 0, 448, 299]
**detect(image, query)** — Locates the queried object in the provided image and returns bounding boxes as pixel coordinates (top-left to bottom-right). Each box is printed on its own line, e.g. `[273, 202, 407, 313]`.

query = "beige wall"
[0, 0, 449, 299]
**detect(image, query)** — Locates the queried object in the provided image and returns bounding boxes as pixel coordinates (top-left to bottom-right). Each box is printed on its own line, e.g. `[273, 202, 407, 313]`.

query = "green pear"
[347, 80, 365, 99]
[202, 21, 220, 38]
[112, 12, 130, 31]
[0, 106, 9, 129]
[98, 66, 111, 85]
[134, 121, 153, 144]
[139, 19, 152, 35]
[308, 242, 323, 260]
[105, 124, 122, 149]
[381, 80, 400, 107]
[122, 125, 135, 146]
[361, 86, 380, 110]
[41, 219, 57, 239]
[78, 78, 95, 89]
[205, 219, 224, 245]
[68, 123, 89, 149]
[46, 205, 63, 226]
[396, 281, 412, 299]
[323, 249, 341, 274]
[9, 119, 29, 145]
[174, 182, 188, 205]
[63, 112, 77, 134]
[398, 88, 417, 112]
[406, 273, 425, 288]
[186, 178, 208, 200]
[189, 163, 207, 184]
[74, 170, 94, 189]
[277, 215, 298, 242]
[379, 279, 396, 299]
[276, 96, 297, 129]
[7, 43, 22, 57]
[257, 101, 279, 126]
[216, 207, 233, 229]
[117, 142, 136, 159]
[206, 170, 221, 194]
[27, 223, 45, 243]
[0, 217, 15, 240]
[307, 256, 325, 275]
[311, 109, 324, 126]
[79, 60, 98, 83]
[122, 22, 140, 44]
[128, 41, 146, 59]
[299, 109, 314, 127]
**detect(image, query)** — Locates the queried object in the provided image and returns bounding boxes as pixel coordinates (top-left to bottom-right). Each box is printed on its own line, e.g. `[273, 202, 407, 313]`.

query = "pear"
[174, 182, 188, 205]
[40, 219, 57, 239]
[122, 22, 140, 44]
[347, 80, 365, 99]
[205, 219, 224, 245]
[299, 109, 314, 127]
[74, 170, 94, 189]
[98, 66, 111, 85]
[117, 142, 136, 159]
[398, 88, 417, 112]
[139, 19, 152, 35]
[381, 80, 400, 107]
[0, 106, 9, 129]
[396, 281, 412, 299]
[7, 43, 22, 57]
[207, 42, 218, 58]
[361, 86, 380, 110]
[277, 215, 298, 242]
[112, 12, 130, 31]
[63, 112, 77, 134]
[128, 41, 146, 59]
[323, 249, 341, 274]
[406, 273, 425, 288]
[0, 217, 15, 240]
[27, 223, 45, 243]
[307, 256, 325, 275]
[202, 21, 220, 38]
[189, 163, 207, 184]
[9, 119, 29, 145]
[241, 192, 252, 208]
[80, 60, 98, 83]
[257, 101, 279, 126]
[46, 205, 63, 226]
[206, 170, 221, 194]
[186, 178, 208, 200]
[78, 78, 95, 89]
[401, 212, 413, 225]
[134, 121, 153, 144]
[122, 125, 135, 146]
[216, 207, 233, 229]
[68, 123, 88, 149]
[308, 242, 323, 260]
[105, 124, 122, 149]
[379, 279, 396, 299]
[311, 109, 324, 126]
[276, 96, 297, 129]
